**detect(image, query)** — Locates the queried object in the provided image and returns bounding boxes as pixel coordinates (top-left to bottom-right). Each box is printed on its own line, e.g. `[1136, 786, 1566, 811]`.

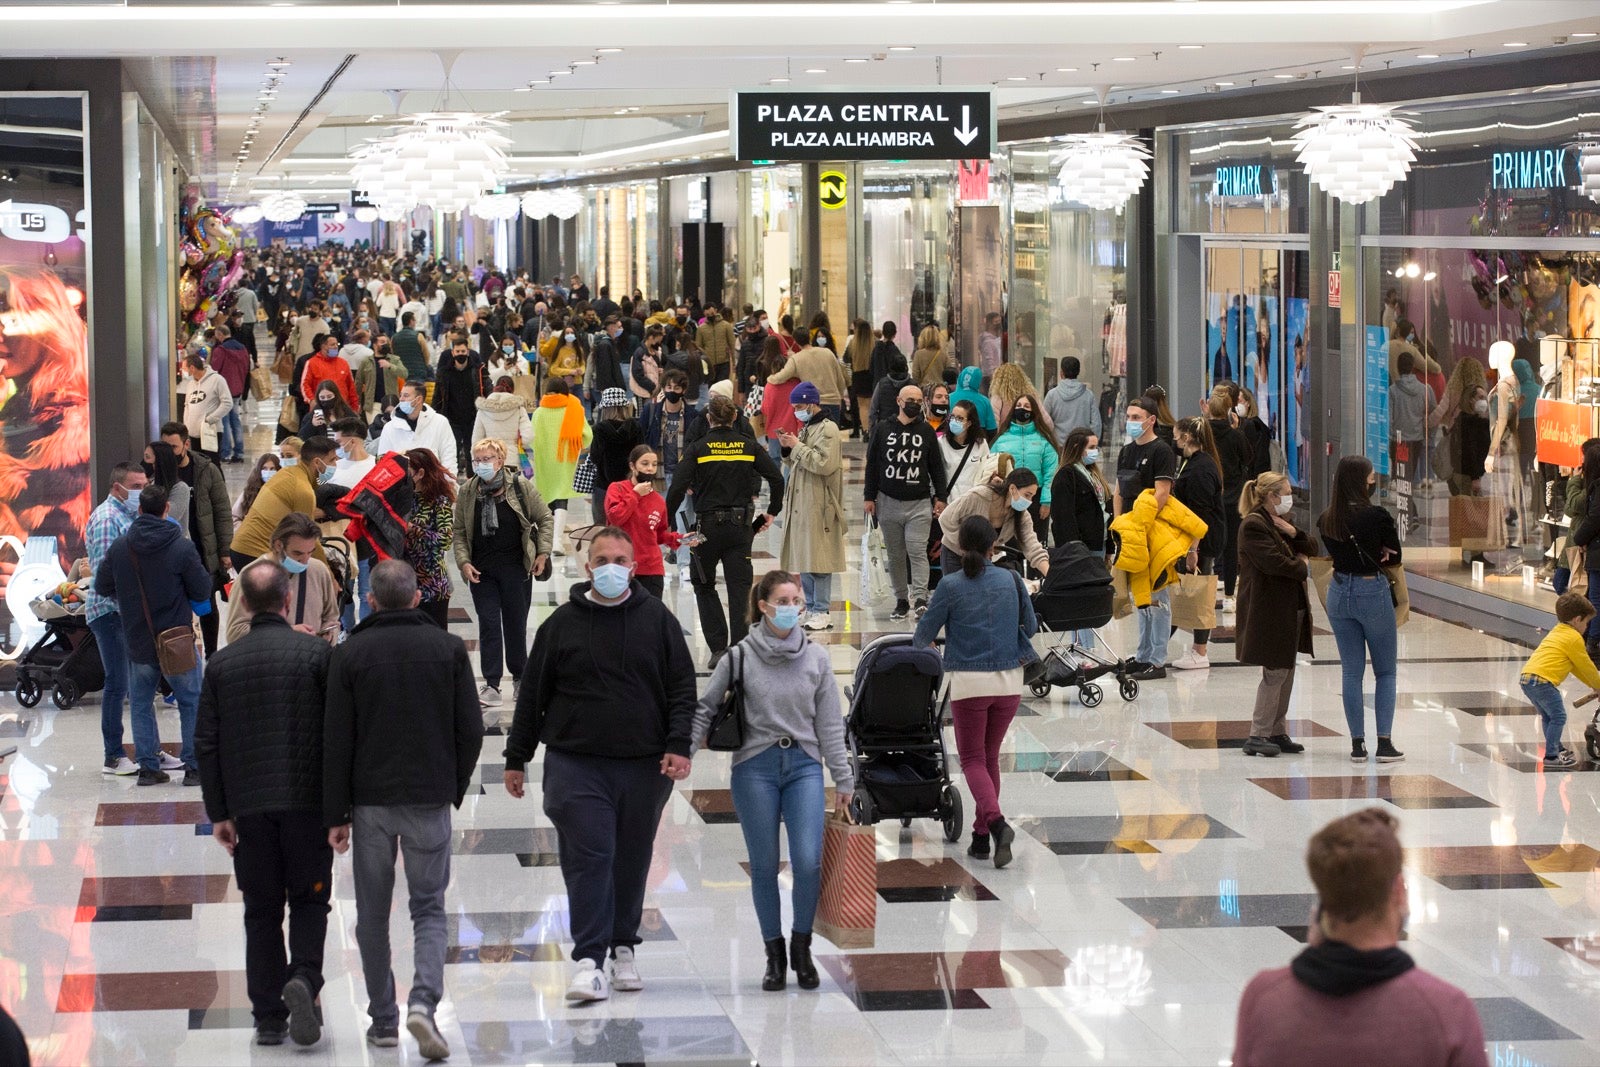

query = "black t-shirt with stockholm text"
[1116, 436, 1177, 508]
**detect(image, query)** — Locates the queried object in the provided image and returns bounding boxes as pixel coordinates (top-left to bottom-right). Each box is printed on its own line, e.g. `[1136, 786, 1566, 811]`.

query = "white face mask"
[1234, 402, 1248, 417]
[1473, 399, 1490, 416]
[1274, 494, 1294, 516]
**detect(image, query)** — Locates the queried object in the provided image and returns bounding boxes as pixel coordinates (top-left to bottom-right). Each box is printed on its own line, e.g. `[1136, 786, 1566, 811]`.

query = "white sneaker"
[102, 755, 138, 776]
[477, 684, 502, 708]
[610, 946, 643, 992]
[1222, 596, 1236, 614]
[803, 611, 833, 631]
[566, 959, 611, 1002]
[1171, 650, 1211, 671]
[157, 751, 184, 771]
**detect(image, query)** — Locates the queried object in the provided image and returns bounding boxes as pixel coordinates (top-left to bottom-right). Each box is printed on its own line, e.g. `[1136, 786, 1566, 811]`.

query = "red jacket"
[211, 339, 251, 397]
[301, 353, 359, 409]
[604, 479, 681, 577]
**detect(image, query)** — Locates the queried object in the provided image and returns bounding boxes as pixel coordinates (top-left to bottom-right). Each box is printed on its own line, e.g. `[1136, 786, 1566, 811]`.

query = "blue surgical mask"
[947, 418, 967, 438]
[280, 456, 298, 467]
[795, 408, 813, 423]
[398, 400, 416, 416]
[115, 491, 140, 516]
[317, 465, 335, 485]
[1010, 495, 1031, 512]
[260, 467, 277, 482]
[281, 556, 309, 575]
[1126, 420, 1144, 440]
[1083, 448, 1100, 465]
[591, 562, 632, 599]
[336, 446, 350, 461]
[770, 604, 802, 630]
[502, 345, 514, 356]
[472, 462, 497, 480]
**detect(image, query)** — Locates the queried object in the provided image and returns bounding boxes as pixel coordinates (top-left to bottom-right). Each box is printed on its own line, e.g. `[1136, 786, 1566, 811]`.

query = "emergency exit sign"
[732, 88, 994, 161]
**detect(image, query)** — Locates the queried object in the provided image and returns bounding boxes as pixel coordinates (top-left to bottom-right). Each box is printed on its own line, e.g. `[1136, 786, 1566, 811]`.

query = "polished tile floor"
[6, 384, 1600, 1066]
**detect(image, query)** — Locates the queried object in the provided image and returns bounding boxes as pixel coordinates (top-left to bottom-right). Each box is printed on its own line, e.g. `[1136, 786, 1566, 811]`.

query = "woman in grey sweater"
[692, 569, 854, 993]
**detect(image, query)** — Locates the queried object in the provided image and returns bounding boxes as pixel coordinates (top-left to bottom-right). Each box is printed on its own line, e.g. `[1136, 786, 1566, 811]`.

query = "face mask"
[141, 461, 155, 478]
[281, 556, 309, 575]
[1275, 495, 1295, 516]
[472, 462, 497, 480]
[260, 467, 276, 482]
[795, 408, 814, 423]
[930, 403, 949, 418]
[1126, 420, 1144, 440]
[947, 418, 967, 438]
[1235, 402, 1248, 417]
[770, 604, 802, 630]
[1473, 399, 1489, 415]
[633, 470, 654, 484]
[502, 345, 514, 356]
[336, 446, 350, 461]
[1012, 408, 1034, 424]
[759, 319, 769, 329]
[317, 465, 335, 485]
[663, 391, 684, 403]
[1010, 495, 1032, 513]
[1083, 448, 1100, 465]
[564, 332, 576, 343]
[902, 401, 923, 420]
[677, 315, 689, 326]
[114, 490, 140, 515]
[280, 456, 298, 467]
[398, 400, 416, 416]
[590, 562, 632, 599]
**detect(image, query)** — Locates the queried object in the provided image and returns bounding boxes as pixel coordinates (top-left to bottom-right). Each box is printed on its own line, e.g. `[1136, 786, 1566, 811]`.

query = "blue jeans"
[1520, 676, 1568, 758]
[219, 402, 245, 460]
[1586, 570, 1600, 644]
[801, 572, 833, 614]
[128, 657, 203, 771]
[729, 744, 826, 941]
[1327, 574, 1398, 739]
[765, 435, 783, 466]
[1136, 588, 1170, 666]
[341, 556, 373, 633]
[89, 613, 130, 761]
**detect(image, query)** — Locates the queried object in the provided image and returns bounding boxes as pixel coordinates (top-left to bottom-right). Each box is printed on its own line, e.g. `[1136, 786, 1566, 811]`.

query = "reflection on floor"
[7, 390, 1600, 1066]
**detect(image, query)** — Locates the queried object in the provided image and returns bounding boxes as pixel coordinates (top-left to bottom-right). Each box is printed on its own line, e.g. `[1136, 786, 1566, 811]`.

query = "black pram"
[16, 614, 104, 710]
[1023, 542, 1139, 705]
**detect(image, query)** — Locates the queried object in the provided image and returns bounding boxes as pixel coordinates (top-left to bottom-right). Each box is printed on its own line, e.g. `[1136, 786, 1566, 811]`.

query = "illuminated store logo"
[1492, 148, 1570, 190]
[1213, 165, 1275, 198]
[0, 199, 87, 244]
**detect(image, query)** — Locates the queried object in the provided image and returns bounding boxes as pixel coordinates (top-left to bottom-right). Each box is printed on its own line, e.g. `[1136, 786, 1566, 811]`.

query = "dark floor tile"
[879, 885, 1000, 903]
[94, 801, 210, 827]
[1046, 840, 1159, 856]
[57, 970, 248, 1012]
[1117, 893, 1320, 929]
[854, 988, 989, 1011]
[459, 1016, 752, 1063]
[1249, 774, 1490, 807]
[1047, 753, 1147, 783]
[876, 858, 987, 890]
[1432, 873, 1556, 891]
[819, 948, 1068, 993]
[86, 904, 194, 923]
[448, 607, 472, 623]
[1407, 843, 1600, 880]
[1546, 936, 1600, 969]
[187, 1006, 254, 1031]
[1471, 996, 1581, 1041]
[78, 874, 233, 907]
[1147, 720, 1338, 747]
[1385, 794, 1498, 810]
[453, 827, 559, 855]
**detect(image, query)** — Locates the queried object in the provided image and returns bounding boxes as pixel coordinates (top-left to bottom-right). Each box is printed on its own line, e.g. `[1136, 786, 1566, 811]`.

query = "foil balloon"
[219, 248, 246, 293]
[182, 241, 206, 267]
[178, 269, 200, 314]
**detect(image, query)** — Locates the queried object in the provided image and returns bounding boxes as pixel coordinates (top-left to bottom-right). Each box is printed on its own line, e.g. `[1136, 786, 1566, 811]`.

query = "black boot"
[762, 937, 787, 991]
[1268, 734, 1305, 755]
[790, 931, 819, 990]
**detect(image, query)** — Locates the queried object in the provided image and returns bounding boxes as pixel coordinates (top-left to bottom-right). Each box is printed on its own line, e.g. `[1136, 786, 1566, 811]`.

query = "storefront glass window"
[860, 161, 953, 349]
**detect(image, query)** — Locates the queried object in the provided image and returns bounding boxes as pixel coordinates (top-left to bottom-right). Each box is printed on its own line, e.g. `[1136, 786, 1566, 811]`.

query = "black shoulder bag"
[705, 646, 747, 751]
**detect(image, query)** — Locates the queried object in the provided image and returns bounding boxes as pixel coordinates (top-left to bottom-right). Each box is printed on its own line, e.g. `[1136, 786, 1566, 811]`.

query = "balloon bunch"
[177, 188, 247, 340]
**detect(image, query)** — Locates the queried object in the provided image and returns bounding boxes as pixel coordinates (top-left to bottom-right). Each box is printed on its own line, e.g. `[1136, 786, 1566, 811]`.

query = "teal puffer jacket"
[993, 421, 1061, 504]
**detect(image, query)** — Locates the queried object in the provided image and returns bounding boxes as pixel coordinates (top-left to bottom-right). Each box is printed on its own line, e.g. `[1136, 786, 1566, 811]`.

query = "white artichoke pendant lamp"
[1574, 139, 1600, 202]
[1054, 90, 1151, 212]
[1292, 51, 1418, 205]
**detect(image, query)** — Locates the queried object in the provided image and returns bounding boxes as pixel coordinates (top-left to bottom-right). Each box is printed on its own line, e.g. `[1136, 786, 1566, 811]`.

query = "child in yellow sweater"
[1520, 592, 1600, 769]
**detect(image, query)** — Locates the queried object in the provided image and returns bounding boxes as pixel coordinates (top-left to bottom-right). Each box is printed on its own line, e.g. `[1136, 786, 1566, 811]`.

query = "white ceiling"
[5, 0, 1599, 199]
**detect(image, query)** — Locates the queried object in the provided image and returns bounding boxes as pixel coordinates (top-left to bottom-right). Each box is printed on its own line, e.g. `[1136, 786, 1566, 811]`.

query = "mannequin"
[1484, 341, 1519, 475]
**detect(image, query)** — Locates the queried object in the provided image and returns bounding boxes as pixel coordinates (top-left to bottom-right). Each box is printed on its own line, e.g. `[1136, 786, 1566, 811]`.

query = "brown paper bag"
[1169, 572, 1217, 631]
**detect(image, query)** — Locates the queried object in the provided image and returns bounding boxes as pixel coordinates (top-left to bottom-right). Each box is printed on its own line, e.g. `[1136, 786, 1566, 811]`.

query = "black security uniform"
[665, 426, 785, 655]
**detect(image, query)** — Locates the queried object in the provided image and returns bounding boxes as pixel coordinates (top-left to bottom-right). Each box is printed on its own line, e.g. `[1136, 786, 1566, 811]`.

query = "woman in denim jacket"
[912, 515, 1039, 868]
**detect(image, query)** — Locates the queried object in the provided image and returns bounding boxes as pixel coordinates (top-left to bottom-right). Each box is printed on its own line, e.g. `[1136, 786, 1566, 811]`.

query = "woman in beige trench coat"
[778, 382, 846, 632]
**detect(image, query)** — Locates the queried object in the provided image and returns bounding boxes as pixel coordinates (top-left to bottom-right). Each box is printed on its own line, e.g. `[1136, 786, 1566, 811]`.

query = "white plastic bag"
[859, 520, 889, 604]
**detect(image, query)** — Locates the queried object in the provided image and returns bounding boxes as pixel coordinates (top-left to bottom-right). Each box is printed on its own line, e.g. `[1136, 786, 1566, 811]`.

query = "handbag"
[705, 647, 747, 752]
[571, 452, 597, 495]
[814, 812, 878, 950]
[130, 553, 199, 677]
[1351, 536, 1410, 628]
[249, 366, 275, 401]
[1169, 571, 1218, 630]
[1110, 568, 1134, 619]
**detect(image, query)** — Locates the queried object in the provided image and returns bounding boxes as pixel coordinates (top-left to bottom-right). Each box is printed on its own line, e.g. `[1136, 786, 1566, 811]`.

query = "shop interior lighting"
[1292, 51, 1418, 204]
[1424, 271, 1437, 281]
[469, 192, 522, 220]
[229, 204, 264, 225]
[353, 206, 379, 223]
[1574, 139, 1600, 200]
[259, 192, 308, 222]
[1178, 44, 1203, 50]
[1054, 90, 1151, 212]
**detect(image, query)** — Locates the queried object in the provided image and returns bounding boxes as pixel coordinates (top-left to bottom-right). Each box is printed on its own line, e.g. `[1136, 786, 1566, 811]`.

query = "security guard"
[665, 393, 784, 661]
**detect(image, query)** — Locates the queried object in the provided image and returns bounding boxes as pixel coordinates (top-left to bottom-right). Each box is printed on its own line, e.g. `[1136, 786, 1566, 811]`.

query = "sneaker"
[990, 817, 1016, 869]
[803, 611, 833, 631]
[1374, 738, 1405, 764]
[182, 768, 201, 787]
[161, 693, 177, 707]
[912, 597, 929, 619]
[1350, 738, 1368, 762]
[406, 1007, 449, 1061]
[566, 959, 611, 1002]
[1222, 596, 1237, 614]
[157, 751, 184, 770]
[255, 1022, 287, 1046]
[967, 832, 990, 859]
[610, 946, 643, 992]
[135, 767, 170, 786]
[1170, 650, 1210, 671]
[102, 755, 138, 776]
[281, 975, 320, 1047]
[366, 1023, 399, 1048]
[477, 684, 502, 708]
[889, 599, 911, 620]
[1131, 664, 1166, 681]
[1544, 749, 1579, 769]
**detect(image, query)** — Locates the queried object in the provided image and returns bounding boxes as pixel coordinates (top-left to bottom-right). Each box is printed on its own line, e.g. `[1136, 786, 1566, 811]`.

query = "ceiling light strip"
[256, 52, 356, 176]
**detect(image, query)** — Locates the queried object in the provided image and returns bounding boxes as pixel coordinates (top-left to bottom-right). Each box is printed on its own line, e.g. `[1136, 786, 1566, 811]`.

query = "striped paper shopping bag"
[814, 814, 877, 949]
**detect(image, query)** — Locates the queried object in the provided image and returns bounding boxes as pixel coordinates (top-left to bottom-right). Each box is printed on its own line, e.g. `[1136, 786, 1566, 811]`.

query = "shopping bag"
[1568, 546, 1589, 598]
[858, 520, 889, 604]
[1449, 494, 1506, 550]
[1169, 572, 1217, 630]
[277, 392, 300, 433]
[249, 366, 275, 401]
[1307, 556, 1335, 609]
[814, 814, 877, 950]
[571, 453, 597, 495]
[1111, 568, 1133, 619]
[518, 445, 535, 481]
[1387, 564, 1411, 628]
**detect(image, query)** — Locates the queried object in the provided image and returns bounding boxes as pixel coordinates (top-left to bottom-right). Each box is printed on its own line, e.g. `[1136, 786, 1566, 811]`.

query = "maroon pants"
[950, 693, 1020, 833]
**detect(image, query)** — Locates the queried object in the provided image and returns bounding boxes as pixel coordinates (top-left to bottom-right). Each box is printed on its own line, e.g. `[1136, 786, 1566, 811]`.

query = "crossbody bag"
[131, 554, 199, 676]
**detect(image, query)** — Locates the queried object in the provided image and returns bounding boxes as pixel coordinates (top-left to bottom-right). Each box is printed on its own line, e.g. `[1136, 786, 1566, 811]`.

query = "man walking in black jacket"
[430, 336, 486, 475]
[324, 560, 482, 1060]
[503, 528, 696, 1004]
[863, 383, 948, 619]
[196, 561, 333, 1049]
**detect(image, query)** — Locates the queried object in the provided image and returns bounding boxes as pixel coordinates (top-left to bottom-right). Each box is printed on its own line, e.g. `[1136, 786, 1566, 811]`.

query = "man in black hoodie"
[429, 336, 487, 475]
[323, 560, 482, 1060]
[94, 484, 213, 787]
[503, 528, 696, 1004]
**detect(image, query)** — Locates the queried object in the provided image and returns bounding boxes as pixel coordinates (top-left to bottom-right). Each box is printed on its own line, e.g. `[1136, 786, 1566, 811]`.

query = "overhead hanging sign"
[732, 88, 993, 161]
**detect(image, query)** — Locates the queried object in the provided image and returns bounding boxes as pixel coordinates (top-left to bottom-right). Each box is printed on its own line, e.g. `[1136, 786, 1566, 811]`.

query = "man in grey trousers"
[324, 560, 482, 1061]
[862, 383, 948, 621]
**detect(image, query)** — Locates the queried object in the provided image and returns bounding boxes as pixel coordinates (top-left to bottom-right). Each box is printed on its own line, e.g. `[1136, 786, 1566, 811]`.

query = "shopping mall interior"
[6, 1, 1600, 1065]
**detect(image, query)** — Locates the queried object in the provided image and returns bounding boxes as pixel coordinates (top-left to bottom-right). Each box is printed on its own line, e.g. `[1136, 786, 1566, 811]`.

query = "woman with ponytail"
[1235, 471, 1316, 759]
[936, 455, 1052, 577]
[913, 515, 1040, 869]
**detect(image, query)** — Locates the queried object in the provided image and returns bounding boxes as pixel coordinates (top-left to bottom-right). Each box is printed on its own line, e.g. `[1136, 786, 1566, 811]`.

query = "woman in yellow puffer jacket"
[1110, 489, 1208, 678]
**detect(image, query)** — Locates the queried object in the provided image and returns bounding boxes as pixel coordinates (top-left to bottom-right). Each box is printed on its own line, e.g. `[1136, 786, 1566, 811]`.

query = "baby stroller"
[16, 613, 104, 710]
[1024, 542, 1139, 706]
[844, 633, 963, 843]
